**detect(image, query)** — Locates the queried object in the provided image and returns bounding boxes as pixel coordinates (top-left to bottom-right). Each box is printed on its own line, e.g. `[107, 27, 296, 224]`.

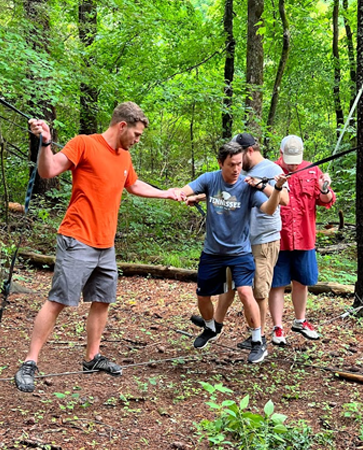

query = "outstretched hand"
[165, 188, 187, 202]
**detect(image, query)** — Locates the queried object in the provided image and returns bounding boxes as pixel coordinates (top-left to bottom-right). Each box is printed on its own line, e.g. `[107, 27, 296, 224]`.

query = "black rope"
[0, 113, 31, 134]
[0, 99, 64, 149]
[0, 98, 67, 323]
[0, 98, 32, 120]
[0, 355, 201, 382]
[5, 140, 29, 159]
[288, 145, 359, 176]
[254, 145, 361, 187]
[0, 133, 43, 323]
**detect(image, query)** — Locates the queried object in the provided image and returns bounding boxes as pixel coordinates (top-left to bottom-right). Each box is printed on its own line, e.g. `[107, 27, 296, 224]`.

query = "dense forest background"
[0, 0, 360, 274]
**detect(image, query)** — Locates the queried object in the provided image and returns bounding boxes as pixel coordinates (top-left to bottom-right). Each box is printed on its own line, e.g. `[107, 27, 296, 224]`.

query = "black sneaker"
[14, 360, 38, 392]
[247, 341, 268, 364]
[190, 315, 223, 334]
[193, 327, 219, 349]
[83, 354, 122, 377]
[237, 335, 266, 350]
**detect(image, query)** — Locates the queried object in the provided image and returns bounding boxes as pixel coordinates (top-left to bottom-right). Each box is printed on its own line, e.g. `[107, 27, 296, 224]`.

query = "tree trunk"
[24, 0, 59, 196]
[343, 0, 357, 136]
[355, 0, 363, 311]
[332, 0, 344, 138]
[245, 0, 264, 138]
[79, 0, 98, 135]
[222, 0, 235, 140]
[264, 0, 290, 155]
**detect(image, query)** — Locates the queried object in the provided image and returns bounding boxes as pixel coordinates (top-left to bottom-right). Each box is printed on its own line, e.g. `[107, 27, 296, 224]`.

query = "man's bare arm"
[259, 174, 288, 215]
[245, 176, 289, 206]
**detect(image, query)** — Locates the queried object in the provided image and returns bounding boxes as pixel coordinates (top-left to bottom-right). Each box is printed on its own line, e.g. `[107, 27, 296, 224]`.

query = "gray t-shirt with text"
[188, 171, 266, 255]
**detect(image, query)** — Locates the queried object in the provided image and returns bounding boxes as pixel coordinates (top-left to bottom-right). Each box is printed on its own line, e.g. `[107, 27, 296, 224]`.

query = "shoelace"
[302, 320, 314, 330]
[274, 327, 284, 337]
[22, 363, 37, 375]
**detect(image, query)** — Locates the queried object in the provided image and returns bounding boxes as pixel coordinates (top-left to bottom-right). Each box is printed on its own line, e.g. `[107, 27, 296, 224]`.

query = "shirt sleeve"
[124, 158, 138, 187]
[61, 135, 85, 169]
[251, 188, 269, 209]
[188, 173, 210, 195]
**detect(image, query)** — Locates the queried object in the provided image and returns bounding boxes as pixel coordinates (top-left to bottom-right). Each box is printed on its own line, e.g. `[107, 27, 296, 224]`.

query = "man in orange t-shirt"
[15, 102, 185, 393]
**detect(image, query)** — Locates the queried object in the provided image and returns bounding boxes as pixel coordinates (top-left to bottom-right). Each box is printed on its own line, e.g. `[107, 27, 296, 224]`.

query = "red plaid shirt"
[275, 158, 336, 251]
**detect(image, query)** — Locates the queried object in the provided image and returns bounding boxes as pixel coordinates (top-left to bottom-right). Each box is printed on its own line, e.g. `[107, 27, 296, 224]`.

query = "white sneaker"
[271, 326, 286, 346]
[291, 319, 320, 340]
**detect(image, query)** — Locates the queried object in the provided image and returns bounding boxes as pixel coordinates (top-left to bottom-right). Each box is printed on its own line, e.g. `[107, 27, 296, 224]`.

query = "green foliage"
[117, 193, 203, 268]
[317, 252, 357, 285]
[342, 402, 363, 440]
[54, 391, 80, 411]
[0, 0, 358, 280]
[197, 382, 334, 449]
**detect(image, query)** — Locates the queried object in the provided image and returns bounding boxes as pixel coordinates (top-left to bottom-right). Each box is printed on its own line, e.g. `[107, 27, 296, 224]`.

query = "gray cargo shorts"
[48, 234, 118, 306]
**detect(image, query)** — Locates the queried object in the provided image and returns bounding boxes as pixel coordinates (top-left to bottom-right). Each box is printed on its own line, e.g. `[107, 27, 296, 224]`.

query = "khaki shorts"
[252, 240, 280, 299]
[49, 235, 118, 306]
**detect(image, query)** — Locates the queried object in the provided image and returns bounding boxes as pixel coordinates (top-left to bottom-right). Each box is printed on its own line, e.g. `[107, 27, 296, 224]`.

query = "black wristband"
[258, 183, 267, 191]
[274, 185, 282, 191]
[320, 188, 330, 195]
[42, 141, 52, 147]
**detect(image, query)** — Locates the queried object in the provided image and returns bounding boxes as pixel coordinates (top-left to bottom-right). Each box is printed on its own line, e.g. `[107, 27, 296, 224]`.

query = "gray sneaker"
[15, 360, 38, 392]
[83, 354, 122, 376]
[291, 320, 319, 340]
[237, 335, 266, 350]
[247, 341, 268, 364]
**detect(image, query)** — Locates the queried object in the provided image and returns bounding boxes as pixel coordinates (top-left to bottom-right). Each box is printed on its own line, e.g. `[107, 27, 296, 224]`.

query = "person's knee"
[197, 295, 211, 305]
[90, 301, 110, 312]
[237, 287, 254, 304]
[292, 280, 308, 290]
[46, 299, 65, 313]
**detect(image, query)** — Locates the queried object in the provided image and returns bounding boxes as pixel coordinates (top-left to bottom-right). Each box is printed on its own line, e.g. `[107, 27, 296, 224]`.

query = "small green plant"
[104, 396, 118, 406]
[342, 402, 363, 440]
[54, 391, 80, 411]
[197, 382, 334, 449]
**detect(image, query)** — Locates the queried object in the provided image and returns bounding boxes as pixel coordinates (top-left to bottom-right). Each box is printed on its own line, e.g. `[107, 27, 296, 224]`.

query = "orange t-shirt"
[58, 134, 138, 248]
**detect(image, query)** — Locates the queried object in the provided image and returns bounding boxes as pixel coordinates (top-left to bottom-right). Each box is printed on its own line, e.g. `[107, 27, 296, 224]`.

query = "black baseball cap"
[231, 132, 256, 148]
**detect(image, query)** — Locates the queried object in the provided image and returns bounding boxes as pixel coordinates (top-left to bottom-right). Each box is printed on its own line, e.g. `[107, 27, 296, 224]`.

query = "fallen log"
[284, 282, 354, 296]
[18, 249, 354, 295]
[19, 250, 55, 267]
[117, 262, 197, 282]
[316, 243, 355, 255]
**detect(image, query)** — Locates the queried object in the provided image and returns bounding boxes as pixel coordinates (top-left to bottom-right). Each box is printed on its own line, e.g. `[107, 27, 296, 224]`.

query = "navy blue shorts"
[196, 252, 255, 297]
[271, 249, 318, 287]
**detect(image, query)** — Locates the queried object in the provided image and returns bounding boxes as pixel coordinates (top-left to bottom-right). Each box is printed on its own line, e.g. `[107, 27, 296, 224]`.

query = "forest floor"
[0, 267, 363, 450]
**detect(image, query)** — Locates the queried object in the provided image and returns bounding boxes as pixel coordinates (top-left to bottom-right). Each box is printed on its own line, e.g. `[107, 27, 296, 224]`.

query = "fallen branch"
[18, 250, 354, 295]
[316, 243, 355, 255]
